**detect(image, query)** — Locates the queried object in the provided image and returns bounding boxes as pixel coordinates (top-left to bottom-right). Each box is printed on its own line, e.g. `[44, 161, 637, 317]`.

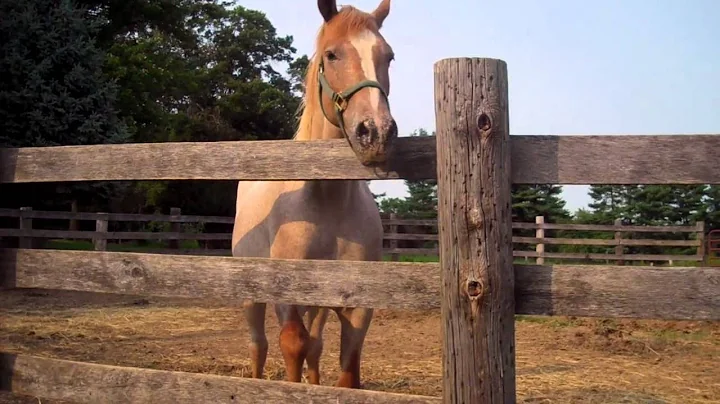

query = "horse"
[231, 0, 397, 389]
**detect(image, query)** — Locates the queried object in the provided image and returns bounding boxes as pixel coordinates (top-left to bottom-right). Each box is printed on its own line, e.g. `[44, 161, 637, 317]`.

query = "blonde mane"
[293, 6, 380, 140]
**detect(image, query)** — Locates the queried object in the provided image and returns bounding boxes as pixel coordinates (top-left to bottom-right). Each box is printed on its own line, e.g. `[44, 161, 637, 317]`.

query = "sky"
[237, 0, 720, 213]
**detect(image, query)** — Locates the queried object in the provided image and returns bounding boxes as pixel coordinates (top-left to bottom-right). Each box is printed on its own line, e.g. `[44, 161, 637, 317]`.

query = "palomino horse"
[231, 0, 397, 388]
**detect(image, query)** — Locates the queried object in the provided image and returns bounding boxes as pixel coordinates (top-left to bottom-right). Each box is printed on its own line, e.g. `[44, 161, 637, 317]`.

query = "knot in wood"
[477, 113, 492, 132]
[465, 279, 483, 299]
[129, 265, 146, 278]
[467, 207, 483, 231]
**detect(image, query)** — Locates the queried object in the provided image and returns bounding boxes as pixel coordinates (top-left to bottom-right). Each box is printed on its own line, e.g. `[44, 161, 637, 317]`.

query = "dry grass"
[1, 289, 718, 404]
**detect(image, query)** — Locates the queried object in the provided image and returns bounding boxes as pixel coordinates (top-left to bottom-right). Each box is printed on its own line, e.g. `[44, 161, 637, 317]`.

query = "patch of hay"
[1, 289, 718, 403]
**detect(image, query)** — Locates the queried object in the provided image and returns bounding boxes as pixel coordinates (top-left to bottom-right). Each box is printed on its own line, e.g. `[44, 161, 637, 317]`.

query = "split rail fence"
[1, 57, 719, 403]
[0, 209, 709, 265]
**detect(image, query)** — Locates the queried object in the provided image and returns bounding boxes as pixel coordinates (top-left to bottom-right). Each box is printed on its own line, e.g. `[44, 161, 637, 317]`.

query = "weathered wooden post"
[169, 207, 181, 249]
[434, 58, 515, 402]
[697, 221, 706, 265]
[535, 216, 545, 265]
[389, 213, 399, 261]
[19, 207, 33, 249]
[614, 218, 624, 265]
[93, 213, 108, 251]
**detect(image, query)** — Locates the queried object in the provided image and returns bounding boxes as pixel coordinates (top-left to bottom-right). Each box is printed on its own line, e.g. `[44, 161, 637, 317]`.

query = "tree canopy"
[0, 0, 308, 217]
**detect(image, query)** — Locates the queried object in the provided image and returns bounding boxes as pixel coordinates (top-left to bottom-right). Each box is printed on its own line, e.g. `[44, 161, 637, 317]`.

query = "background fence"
[0, 208, 711, 265]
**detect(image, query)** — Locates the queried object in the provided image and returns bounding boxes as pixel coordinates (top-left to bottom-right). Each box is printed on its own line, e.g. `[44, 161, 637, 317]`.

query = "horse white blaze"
[349, 29, 381, 111]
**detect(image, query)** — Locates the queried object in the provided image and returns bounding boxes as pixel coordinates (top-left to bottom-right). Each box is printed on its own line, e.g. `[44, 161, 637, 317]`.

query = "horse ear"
[371, 0, 391, 27]
[318, 0, 338, 22]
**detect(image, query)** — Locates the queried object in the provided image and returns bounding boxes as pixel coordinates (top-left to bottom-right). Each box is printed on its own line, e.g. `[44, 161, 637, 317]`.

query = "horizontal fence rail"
[0, 353, 440, 404]
[1, 248, 718, 320]
[0, 208, 234, 224]
[2, 135, 720, 184]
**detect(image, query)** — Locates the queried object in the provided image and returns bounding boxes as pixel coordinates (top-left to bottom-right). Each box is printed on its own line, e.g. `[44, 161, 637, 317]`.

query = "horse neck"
[294, 103, 359, 203]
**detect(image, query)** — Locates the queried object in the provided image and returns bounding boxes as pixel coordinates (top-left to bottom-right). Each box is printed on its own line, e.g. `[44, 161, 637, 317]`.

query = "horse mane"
[293, 6, 380, 140]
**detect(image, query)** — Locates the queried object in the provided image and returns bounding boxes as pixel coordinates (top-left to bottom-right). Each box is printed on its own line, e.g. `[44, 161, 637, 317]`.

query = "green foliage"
[0, 0, 131, 212]
[0, 0, 309, 222]
[511, 185, 570, 223]
[0, 0, 128, 147]
[570, 184, 717, 257]
[378, 129, 437, 218]
[101, 3, 307, 217]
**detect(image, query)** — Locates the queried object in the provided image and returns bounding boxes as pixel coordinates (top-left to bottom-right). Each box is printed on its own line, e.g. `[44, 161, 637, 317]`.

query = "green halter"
[317, 59, 390, 143]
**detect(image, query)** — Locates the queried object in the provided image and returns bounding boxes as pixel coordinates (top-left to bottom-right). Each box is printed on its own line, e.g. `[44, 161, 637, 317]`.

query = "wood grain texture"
[3, 135, 720, 184]
[0, 229, 231, 240]
[383, 248, 439, 256]
[511, 134, 720, 184]
[434, 57, 516, 403]
[516, 265, 720, 320]
[513, 236, 701, 247]
[513, 251, 703, 262]
[511, 222, 700, 232]
[1, 248, 718, 320]
[0, 353, 440, 404]
[0, 137, 436, 183]
[383, 218, 437, 226]
[383, 233, 438, 241]
[0, 249, 440, 310]
[0, 208, 235, 224]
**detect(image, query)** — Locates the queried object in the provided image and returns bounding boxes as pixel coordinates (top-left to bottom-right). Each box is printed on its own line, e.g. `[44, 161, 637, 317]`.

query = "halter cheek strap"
[317, 59, 390, 144]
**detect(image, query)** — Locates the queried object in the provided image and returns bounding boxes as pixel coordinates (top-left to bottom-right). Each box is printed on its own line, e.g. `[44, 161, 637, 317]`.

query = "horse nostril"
[355, 120, 376, 146]
[387, 119, 398, 137]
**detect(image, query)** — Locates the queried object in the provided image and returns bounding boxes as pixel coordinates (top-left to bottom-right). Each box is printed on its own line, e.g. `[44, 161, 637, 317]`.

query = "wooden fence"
[1, 57, 719, 403]
[0, 209, 709, 265]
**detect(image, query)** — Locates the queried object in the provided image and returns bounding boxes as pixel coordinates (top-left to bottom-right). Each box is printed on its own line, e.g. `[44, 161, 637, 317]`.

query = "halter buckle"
[333, 94, 348, 112]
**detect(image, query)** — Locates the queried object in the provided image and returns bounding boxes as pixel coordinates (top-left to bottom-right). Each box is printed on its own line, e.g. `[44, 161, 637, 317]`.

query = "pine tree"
[511, 184, 570, 223]
[586, 185, 635, 224]
[378, 128, 437, 218]
[0, 0, 128, 147]
[0, 0, 129, 213]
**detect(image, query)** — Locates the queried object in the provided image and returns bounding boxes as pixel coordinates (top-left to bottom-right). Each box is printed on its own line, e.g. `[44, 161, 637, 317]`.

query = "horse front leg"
[305, 306, 329, 384]
[335, 306, 373, 388]
[275, 303, 310, 382]
[243, 301, 268, 379]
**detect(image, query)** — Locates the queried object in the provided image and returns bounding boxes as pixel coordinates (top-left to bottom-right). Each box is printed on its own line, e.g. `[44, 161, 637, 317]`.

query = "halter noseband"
[317, 59, 389, 144]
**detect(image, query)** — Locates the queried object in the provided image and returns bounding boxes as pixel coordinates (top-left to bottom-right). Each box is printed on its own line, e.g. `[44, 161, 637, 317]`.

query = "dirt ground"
[1, 289, 718, 403]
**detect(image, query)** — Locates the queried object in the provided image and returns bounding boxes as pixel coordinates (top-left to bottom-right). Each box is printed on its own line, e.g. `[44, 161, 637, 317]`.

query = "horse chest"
[270, 218, 380, 260]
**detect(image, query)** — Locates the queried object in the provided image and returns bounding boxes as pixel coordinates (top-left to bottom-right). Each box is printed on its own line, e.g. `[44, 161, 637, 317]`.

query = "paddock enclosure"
[1, 58, 719, 403]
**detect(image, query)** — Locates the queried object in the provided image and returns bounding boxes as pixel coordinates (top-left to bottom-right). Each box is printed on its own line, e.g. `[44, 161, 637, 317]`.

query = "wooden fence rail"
[1, 56, 720, 403]
[0, 209, 707, 264]
[3, 135, 720, 185]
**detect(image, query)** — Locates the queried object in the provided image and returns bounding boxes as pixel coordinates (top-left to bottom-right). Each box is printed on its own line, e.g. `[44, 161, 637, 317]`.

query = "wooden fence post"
[19, 207, 33, 249]
[389, 213, 399, 261]
[434, 57, 515, 403]
[169, 207, 181, 249]
[697, 221, 706, 265]
[614, 218, 624, 265]
[93, 213, 108, 251]
[535, 216, 545, 265]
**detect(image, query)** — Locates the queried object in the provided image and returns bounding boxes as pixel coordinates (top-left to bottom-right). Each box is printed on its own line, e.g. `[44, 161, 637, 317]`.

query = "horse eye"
[324, 50, 338, 61]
